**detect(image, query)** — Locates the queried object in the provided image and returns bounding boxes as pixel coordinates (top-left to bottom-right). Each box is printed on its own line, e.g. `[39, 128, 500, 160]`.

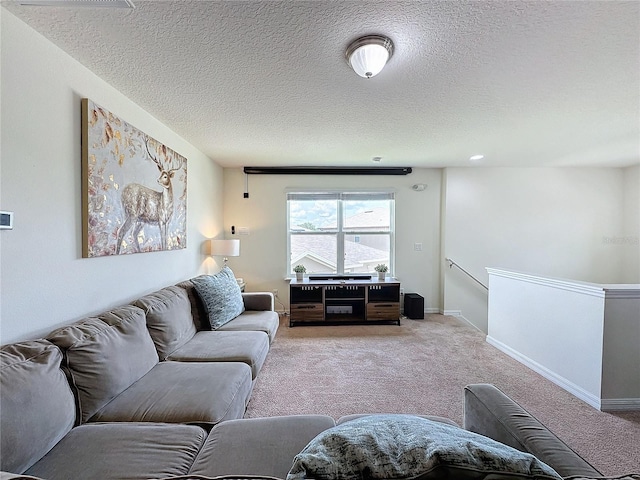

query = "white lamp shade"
[210, 239, 240, 257]
[349, 43, 390, 78]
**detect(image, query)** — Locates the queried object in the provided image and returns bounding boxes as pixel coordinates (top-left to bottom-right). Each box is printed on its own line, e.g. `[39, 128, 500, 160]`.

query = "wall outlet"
[272, 289, 278, 297]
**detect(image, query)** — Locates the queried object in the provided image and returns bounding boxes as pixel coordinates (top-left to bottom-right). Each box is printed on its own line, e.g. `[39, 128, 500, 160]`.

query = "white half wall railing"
[486, 268, 640, 412]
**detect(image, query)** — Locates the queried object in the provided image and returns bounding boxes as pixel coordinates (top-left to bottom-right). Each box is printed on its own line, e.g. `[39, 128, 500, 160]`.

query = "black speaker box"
[404, 293, 424, 319]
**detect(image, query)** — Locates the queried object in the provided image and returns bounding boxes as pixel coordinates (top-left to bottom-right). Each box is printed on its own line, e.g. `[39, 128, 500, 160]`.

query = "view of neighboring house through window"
[287, 192, 394, 275]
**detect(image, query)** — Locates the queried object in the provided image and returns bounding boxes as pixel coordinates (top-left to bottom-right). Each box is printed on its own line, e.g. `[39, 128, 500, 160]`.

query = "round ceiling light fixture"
[346, 35, 394, 79]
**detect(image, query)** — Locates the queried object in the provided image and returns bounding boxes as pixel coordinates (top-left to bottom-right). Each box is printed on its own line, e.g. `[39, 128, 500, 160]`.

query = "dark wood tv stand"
[289, 277, 401, 327]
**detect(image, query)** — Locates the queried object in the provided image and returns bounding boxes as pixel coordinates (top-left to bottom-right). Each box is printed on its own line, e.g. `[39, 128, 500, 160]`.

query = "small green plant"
[293, 264, 307, 273]
[374, 264, 388, 273]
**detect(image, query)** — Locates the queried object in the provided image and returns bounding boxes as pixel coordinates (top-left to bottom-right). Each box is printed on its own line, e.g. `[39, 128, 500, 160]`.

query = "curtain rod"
[243, 166, 412, 176]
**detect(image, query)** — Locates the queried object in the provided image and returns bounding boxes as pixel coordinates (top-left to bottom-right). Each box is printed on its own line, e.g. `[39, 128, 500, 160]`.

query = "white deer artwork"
[115, 138, 184, 254]
[82, 99, 187, 257]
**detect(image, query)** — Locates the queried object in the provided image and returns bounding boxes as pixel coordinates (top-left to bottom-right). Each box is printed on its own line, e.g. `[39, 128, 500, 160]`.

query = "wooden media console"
[289, 275, 401, 327]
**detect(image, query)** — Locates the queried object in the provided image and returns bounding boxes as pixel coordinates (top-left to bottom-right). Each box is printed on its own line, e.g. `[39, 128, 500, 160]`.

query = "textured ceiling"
[3, 0, 639, 168]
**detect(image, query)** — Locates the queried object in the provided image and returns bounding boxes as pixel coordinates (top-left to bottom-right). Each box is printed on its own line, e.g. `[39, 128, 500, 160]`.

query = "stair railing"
[445, 258, 488, 291]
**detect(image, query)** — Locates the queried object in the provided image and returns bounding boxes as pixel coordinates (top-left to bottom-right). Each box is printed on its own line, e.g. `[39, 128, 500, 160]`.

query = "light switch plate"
[0, 211, 13, 230]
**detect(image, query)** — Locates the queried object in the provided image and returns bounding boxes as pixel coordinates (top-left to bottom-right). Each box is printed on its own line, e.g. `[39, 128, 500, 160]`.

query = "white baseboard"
[600, 398, 640, 411]
[457, 314, 484, 333]
[486, 336, 602, 410]
[440, 310, 484, 333]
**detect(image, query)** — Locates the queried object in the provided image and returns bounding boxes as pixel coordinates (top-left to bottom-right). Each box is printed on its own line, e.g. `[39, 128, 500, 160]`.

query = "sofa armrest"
[242, 292, 274, 311]
[463, 384, 601, 478]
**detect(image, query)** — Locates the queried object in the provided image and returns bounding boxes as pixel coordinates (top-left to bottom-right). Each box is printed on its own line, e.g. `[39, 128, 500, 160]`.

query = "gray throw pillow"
[192, 267, 245, 330]
[287, 414, 562, 480]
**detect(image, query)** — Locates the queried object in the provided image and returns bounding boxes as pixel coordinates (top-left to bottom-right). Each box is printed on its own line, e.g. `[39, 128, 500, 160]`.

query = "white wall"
[486, 269, 606, 408]
[443, 167, 628, 332]
[224, 166, 633, 323]
[0, 11, 223, 344]
[222, 168, 442, 312]
[487, 268, 640, 411]
[621, 165, 640, 283]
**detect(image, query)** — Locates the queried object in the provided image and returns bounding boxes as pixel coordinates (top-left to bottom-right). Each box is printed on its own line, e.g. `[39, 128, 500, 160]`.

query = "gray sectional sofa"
[1, 272, 605, 479]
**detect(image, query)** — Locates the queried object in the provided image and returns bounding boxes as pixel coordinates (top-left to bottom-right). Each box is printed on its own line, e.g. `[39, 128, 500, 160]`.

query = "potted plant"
[374, 263, 388, 281]
[293, 264, 306, 281]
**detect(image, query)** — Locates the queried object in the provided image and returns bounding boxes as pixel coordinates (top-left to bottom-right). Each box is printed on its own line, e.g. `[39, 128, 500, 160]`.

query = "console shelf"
[289, 277, 400, 327]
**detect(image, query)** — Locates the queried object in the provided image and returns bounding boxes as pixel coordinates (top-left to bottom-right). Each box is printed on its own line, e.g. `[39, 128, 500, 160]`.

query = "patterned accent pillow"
[287, 414, 563, 480]
[191, 267, 245, 330]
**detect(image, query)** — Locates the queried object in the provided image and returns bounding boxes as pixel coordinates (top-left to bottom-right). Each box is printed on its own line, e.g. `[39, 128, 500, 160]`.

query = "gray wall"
[1, 11, 224, 343]
[222, 168, 443, 313]
[443, 167, 639, 332]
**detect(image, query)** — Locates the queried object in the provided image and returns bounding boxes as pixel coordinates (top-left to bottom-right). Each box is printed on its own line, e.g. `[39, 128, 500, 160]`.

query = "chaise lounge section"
[1, 339, 212, 479]
[46, 303, 253, 426]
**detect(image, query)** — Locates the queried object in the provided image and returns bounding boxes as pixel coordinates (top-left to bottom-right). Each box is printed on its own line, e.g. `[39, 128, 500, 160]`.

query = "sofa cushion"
[176, 280, 210, 331]
[217, 310, 279, 344]
[24, 423, 206, 480]
[189, 415, 336, 479]
[192, 268, 245, 330]
[0, 340, 76, 474]
[90, 361, 253, 426]
[46, 305, 159, 423]
[133, 285, 197, 360]
[167, 331, 270, 379]
[287, 414, 562, 480]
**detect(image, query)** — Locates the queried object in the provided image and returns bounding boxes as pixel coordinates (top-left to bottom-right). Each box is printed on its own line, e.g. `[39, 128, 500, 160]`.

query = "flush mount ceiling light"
[346, 35, 394, 79]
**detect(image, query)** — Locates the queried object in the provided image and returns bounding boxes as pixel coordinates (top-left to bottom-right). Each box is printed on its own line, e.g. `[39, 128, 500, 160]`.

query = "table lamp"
[210, 239, 240, 266]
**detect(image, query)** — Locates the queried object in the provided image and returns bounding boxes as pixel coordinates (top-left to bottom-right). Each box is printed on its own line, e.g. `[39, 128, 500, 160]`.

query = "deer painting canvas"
[82, 99, 187, 257]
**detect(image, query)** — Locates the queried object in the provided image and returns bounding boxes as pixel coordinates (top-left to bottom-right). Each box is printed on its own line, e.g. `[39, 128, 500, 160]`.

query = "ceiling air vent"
[17, 0, 134, 7]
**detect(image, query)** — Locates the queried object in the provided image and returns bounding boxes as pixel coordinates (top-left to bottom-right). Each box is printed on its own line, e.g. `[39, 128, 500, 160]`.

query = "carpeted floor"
[245, 314, 640, 476]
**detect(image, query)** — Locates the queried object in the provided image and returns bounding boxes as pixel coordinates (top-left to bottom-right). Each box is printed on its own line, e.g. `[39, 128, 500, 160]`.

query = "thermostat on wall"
[0, 211, 14, 230]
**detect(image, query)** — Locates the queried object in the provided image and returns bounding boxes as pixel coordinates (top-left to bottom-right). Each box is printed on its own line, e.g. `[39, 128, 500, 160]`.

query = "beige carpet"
[245, 314, 640, 476]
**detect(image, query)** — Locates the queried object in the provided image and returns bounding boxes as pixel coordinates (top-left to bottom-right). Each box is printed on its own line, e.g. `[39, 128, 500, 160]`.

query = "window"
[287, 192, 394, 276]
